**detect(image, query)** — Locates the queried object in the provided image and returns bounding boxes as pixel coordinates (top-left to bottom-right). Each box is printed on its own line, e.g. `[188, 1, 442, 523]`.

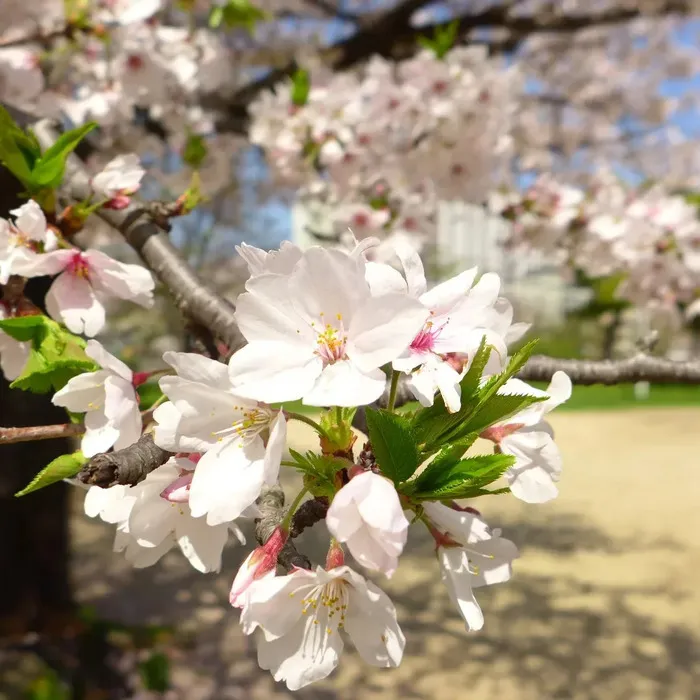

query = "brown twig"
[77, 434, 171, 488]
[0, 423, 84, 445]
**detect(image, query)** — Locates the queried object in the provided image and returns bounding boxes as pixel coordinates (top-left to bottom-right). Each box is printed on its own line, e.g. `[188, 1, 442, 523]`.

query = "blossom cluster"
[489, 172, 700, 316]
[249, 47, 519, 254]
[50, 237, 571, 690]
[0, 155, 154, 383]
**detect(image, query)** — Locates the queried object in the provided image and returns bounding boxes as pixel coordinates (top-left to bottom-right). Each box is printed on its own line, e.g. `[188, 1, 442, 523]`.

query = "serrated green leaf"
[288, 449, 346, 497]
[31, 122, 97, 187]
[16, 451, 86, 497]
[406, 435, 477, 494]
[410, 453, 515, 500]
[319, 406, 356, 453]
[5, 315, 98, 394]
[365, 408, 420, 484]
[139, 652, 170, 693]
[0, 314, 49, 341]
[0, 132, 34, 184]
[457, 393, 547, 436]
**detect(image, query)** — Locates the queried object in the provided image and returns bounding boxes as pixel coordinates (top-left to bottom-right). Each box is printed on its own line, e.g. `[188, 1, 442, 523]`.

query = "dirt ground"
[70, 408, 700, 700]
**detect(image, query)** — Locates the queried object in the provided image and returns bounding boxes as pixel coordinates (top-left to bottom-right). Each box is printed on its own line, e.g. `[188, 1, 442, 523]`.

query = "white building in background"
[291, 199, 590, 327]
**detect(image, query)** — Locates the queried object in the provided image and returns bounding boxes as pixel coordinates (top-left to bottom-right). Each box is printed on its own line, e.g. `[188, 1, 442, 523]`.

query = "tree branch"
[77, 434, 171, 488]
[517, 353, 700, 385]
[0, 423, 84, 446]
[33, 119, 247, 354]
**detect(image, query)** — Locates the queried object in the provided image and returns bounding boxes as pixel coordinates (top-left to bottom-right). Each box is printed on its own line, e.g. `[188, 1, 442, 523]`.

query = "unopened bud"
[229, 526, 288, 607]
[325, 540, 345, 570]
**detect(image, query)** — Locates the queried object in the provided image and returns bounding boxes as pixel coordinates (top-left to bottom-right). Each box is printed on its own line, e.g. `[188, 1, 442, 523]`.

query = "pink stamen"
[410, 320, 447, 353]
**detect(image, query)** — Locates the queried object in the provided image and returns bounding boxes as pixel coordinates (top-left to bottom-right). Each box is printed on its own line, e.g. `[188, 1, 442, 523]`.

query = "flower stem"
[285, 411, 328, 439]
[281, 487, 309, 532]
[387, 370, 400, 412]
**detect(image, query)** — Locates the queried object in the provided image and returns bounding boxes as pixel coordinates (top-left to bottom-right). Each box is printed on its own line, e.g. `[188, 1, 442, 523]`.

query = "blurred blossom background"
[1, 0, 699, 698]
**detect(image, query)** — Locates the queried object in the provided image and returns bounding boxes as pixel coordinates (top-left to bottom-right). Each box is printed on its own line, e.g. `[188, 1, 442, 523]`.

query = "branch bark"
[0, 423, 84, 446]
[77, 434, 171, 488]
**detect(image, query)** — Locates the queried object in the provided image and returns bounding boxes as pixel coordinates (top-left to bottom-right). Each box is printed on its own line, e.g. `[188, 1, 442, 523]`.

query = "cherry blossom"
[0, 200, 56, 285]
[228, 245, 429, 406]
[19, 248, 155, 336]
[52, 339, 141, 457]
[325, 471, 409, 577]
[91, 153, 145, 209]
[423, 502, 519, 631]
[483, 371, 573, 504]
[153, 350, 284, 526]
[241, 564, 405, 690]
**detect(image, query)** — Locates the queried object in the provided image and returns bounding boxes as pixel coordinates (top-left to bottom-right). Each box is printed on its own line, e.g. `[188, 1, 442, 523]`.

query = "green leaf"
[16, 451, 86, 497]
[291, 68, 310, 106]
[365, 408, 420, 484]
[3, 315, 98, 394]
[216, 0, 267, 31]
[137, 382, 163, 410]
[31, 122, 97, 187]
[410, 453, 515, 500]
[139, 652, 170, 693]
[457, 393, 546, 436]
[288, 449, 346, 498]
[406, 435, 477, 494]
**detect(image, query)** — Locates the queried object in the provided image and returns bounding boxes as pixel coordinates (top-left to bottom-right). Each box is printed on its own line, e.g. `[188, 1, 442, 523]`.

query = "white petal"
[52, 370, 108, 412]
[303, 362, 386, 407]
[364, 261, 408, 296]
[123, 535, 174, 568]
[501, 430, 562, 504]
[257, 615, 343, 691]
[263, 411, 286, 485]
[439, 547, 484, 631]
[394, 241, 427, 298]
[242, 569, 316, 638]
[228, 342, 322, 404]
[162, 350, 229, 386]
[188, 437, 266, 525]
[344, 579, 405, 667]
[103, 376, 142, 451]
[288, 246, 370, 325]
[0, 331, 29, 380]
[85, 339, 132, 381]
[88, 250, 154, 307]
[17, 249, 73, 277]
[81, 409, 120, 457]
[11, 200, 47, 241]
[46, 273, 106, 337]
[419, 267, 478, 311]
[176, 517, 229, 573]
[347, 294, 428, 372]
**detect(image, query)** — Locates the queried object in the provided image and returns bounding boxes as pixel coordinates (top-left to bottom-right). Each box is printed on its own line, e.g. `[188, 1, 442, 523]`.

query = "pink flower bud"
[103, 194, 132, 210]
[325, 540, 345, 570]
[229, 526, 288, 608]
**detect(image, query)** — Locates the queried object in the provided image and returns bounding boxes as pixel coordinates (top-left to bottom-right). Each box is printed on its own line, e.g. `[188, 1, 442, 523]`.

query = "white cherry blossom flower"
[367, 243, 509, 412]
[241, 565, 405, 690]
[153, 351, 284, 526]
[325, 471, 409, 577]
[0, 200, 56, 285]
[19, 248, 154, 336]
[91, 154, 145, 208]
[485, 371, 572, 503]
[52, 340, 141, 457]
[423, 502, 518, 631]
[228, 246, 429, 407]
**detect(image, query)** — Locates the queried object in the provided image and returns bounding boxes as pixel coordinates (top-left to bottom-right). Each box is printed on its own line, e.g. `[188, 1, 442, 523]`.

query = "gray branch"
[517, 353, 700, 385]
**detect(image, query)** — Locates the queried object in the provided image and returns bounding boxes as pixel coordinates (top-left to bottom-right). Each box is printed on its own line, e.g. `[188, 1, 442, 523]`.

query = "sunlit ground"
[68, 406, 700, 700]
